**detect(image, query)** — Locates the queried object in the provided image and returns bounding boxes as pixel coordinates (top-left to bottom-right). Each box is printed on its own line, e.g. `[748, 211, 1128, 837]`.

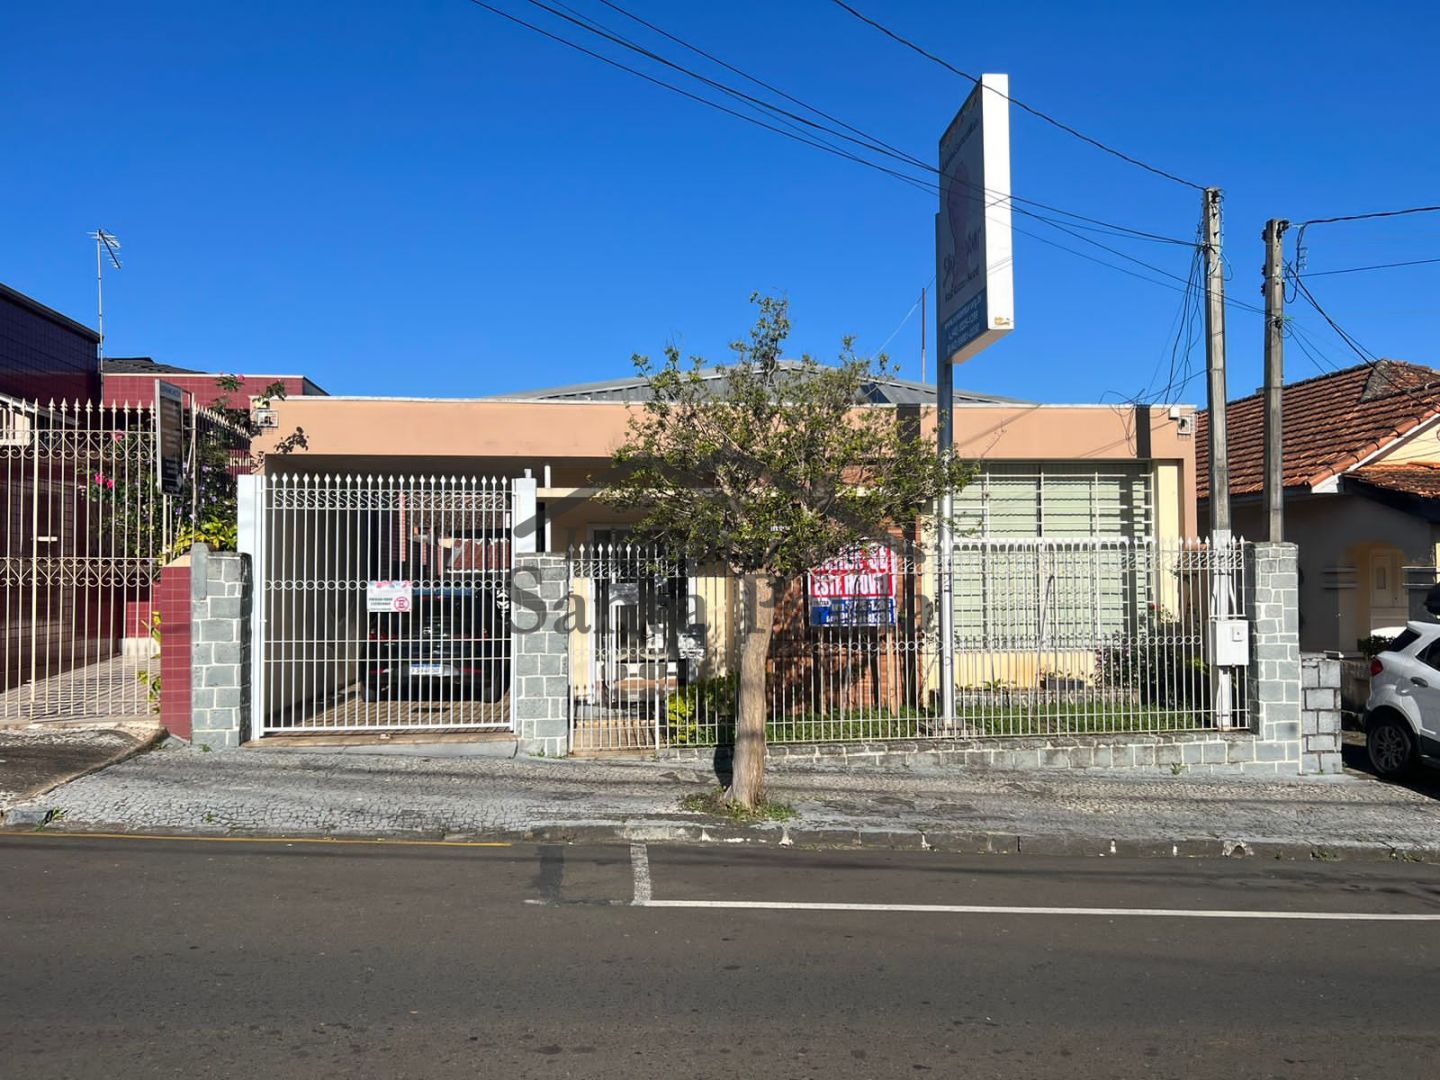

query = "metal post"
[1202, 187, 1235, 726]
[189, 397, 199, 539]
[237, 473, 265, 738]
[95, 235, 104, 364]
[919, 287, 927, 385]
[937, 344, 956, 729]
[1262, 218, 1289, 543]
[28, 407, 41, 703]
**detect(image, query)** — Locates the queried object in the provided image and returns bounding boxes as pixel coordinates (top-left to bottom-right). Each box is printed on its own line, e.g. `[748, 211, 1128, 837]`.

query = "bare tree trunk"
[728, 573, 776, 808]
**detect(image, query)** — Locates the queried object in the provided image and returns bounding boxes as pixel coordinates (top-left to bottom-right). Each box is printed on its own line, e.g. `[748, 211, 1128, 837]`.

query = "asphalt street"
[3, 835, 1439, 1079]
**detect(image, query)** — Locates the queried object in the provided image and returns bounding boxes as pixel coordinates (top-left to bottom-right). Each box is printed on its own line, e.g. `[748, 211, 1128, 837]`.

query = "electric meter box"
[1211, 618, 1251, 667]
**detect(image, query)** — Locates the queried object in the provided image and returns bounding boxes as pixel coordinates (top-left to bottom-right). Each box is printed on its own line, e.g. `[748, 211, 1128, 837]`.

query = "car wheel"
[1367, 713, 1417, 778]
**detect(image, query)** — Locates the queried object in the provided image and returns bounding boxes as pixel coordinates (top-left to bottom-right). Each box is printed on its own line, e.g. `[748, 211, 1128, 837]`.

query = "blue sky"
[3, 0, 1437, 404]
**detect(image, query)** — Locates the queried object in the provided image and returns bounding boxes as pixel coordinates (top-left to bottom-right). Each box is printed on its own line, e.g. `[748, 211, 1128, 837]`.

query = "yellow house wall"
[1366, 419, 1440, 464]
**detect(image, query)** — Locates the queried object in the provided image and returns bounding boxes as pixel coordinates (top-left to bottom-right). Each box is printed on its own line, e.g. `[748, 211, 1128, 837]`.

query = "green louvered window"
[952, 465, 1155, 646]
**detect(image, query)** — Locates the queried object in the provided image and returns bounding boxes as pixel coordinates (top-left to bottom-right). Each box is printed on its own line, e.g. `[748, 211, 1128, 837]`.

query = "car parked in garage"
[1363, 622, 1440, 777]
[363, 586, 508, 703]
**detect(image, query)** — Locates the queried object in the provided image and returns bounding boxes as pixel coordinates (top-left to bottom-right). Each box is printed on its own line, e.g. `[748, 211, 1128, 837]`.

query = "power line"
[825, 0, 1204, 191]
[1289, 271, 1440, 418]
[525, 0, 1193, 246]
[591, 0, 922, 168]
[464, 2, 1233, 317]
[464, 0, 944, 193]
[1293, 205, 1440, 228]
[1306, 256, 1440, 277]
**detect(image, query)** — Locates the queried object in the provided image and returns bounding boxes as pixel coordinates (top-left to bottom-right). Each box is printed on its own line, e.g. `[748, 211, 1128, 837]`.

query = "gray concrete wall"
[511, 553, 569, 757]
[1300, 653, 1344, 775]
[190, 545, 251, 750]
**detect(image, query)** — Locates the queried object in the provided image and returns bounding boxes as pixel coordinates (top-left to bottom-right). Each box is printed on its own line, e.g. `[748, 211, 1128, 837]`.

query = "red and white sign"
[808, 545, 897, 599]
[807, 545, 898, 627]
[367, 580, 414, 614]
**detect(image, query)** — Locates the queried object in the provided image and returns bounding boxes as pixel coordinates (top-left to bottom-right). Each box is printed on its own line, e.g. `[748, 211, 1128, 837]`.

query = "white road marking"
[637, 899, 1440, 922]
[630, 843, 652, 906]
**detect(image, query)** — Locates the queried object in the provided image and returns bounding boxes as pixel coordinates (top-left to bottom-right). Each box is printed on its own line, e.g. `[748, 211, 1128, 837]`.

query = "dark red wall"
[103, 374, 315, 409]
[158, 562, 192, 740]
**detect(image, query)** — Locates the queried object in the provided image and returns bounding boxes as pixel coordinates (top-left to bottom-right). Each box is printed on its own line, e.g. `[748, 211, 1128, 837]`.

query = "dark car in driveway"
[363, 587, 508, 703]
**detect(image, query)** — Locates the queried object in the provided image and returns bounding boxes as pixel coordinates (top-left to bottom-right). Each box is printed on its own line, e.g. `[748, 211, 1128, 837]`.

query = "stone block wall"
[1241, 542, 1302, 774]
[190, 545, 251, 750]
[1300, 653, 1344, 775]
[511, 553, 569, 757]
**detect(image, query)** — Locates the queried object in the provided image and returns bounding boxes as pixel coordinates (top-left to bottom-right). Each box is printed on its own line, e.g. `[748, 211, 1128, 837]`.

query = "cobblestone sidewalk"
[6, 743, 1440, 859]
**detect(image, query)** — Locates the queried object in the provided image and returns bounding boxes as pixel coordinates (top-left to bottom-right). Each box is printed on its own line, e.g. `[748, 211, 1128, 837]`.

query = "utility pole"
[1202, 189, 1229, 539]
[1262, 218, 1289, 543]
[1202, 188, 1235, 727]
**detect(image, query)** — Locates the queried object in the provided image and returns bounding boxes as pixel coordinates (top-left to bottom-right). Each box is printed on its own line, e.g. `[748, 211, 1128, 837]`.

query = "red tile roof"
[1347, 462, 1440, 499]
[1197, 360, 1440, 499]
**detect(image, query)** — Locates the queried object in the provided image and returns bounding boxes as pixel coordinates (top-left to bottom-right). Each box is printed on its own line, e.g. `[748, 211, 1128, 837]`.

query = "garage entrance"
[248, 473, 514, 735]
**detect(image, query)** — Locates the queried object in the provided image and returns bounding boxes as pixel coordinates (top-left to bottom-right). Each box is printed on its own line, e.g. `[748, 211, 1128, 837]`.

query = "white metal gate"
[0, 396, 244, 722]
[249, 473, 514, 735]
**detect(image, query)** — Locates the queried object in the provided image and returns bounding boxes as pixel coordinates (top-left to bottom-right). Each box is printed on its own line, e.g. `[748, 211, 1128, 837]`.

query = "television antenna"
[89, 229, 122, 361]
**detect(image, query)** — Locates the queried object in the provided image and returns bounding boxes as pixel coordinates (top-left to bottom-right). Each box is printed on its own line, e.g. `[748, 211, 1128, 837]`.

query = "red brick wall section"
[157, 562, 192, 740]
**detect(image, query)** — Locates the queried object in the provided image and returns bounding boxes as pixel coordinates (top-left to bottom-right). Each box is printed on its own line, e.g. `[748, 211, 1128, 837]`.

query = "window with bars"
[953, 463, 1154, 539]
[952, 465, 1156, 648]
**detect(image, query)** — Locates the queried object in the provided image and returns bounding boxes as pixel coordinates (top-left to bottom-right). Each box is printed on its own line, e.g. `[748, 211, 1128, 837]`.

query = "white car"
[1365, 621, 1440, 777]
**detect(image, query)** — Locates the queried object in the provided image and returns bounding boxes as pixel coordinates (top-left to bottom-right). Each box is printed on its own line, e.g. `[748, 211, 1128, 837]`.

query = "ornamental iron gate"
[250, 473, 514, 735]
[0, 395, 247, 722]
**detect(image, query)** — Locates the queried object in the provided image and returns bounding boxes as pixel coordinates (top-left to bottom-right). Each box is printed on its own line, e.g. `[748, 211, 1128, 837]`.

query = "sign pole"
[938, 351, 956, 729]
[934, 73, 1015, 731]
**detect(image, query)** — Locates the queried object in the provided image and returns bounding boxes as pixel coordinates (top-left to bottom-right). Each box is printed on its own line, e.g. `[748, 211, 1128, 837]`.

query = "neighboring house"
[0, 282, 100, 402]
[101, 357, 326, 410]
[1199, 359, 1440, 654]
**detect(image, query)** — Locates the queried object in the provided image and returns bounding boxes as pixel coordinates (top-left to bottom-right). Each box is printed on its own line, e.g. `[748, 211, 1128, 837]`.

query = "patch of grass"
[32, 807, 67, 832]
[680, 788, 796, 823]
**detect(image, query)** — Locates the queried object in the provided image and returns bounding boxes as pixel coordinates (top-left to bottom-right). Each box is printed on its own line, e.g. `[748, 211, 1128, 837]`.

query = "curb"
[4, 815, 1436, 863]
[1, 726, 167, 828]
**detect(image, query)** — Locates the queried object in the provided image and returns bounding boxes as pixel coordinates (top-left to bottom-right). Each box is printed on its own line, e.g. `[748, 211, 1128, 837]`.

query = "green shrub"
[1357, 633, 1397, 658]
[665, 673, 737, 745]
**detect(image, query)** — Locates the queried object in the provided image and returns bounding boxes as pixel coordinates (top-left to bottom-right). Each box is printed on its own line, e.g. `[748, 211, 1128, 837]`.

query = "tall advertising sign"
[936, 73, 1014, 367]
[155, 381, 187, 497]
[935, 74, 1013, 730]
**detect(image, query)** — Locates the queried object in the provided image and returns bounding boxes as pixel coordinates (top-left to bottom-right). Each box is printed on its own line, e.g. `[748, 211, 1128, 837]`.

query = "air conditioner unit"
[249, 396, 278, 429]
[0, 407, 33, 447]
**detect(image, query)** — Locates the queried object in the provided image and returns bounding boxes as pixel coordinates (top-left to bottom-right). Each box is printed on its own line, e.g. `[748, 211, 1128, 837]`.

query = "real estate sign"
[936, 73, 1014, 366]
[807, 544, 898, 628]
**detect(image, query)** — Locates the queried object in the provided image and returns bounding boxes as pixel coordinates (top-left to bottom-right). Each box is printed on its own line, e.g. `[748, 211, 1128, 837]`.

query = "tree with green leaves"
[603, 295, 970, 808]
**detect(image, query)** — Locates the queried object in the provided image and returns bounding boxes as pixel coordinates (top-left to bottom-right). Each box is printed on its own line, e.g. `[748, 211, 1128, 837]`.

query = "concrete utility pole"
[1202, 188, 1230, 539]
[1202, 188, 1235, 727]
[1262, 218, 1290, 543]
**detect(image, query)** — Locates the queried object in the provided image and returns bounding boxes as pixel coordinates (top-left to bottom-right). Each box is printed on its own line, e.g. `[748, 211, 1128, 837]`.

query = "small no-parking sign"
[367, 580, 414, 614]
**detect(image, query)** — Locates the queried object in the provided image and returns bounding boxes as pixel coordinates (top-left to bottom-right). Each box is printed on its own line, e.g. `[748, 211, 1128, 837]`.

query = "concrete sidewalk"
[6, 742, 1440, 859]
